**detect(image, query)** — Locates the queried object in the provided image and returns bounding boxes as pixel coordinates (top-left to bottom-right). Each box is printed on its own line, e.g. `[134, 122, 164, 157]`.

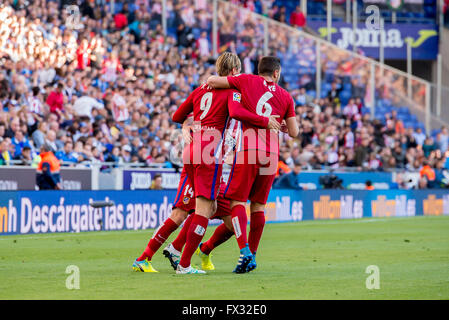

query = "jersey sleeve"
[227, 90, 269, 128]
[172, 91, 195, 124]
[226, 74, 249, 91]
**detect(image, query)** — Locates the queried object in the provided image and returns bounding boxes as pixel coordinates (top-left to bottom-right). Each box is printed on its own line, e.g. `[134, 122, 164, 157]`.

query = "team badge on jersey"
[233, 92, 241, 102]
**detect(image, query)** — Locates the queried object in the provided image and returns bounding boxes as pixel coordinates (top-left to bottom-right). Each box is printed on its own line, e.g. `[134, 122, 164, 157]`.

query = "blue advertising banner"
[123, 169, 181, 190]
[295, 171, 394, 190]
[123, 169, 395, 191]
[307, 21, 438, 60]
[1, 189, 448, 235]
[0, 190, 177, 235]
[264, 189, 449, 222]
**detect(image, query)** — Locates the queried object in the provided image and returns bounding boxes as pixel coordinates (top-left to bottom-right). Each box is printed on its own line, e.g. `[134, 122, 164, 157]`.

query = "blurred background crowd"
[1, 0, 449, 189]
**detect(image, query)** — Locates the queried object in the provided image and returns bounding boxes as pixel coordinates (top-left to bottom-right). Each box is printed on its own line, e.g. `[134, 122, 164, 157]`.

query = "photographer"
[273, 160, 305, 190]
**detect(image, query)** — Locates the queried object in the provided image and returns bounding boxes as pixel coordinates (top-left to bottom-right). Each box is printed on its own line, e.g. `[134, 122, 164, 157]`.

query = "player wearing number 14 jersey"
[207, 56, 299, 273]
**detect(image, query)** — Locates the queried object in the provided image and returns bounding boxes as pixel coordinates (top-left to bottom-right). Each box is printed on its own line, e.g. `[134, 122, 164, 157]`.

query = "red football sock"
[200, 223, 234, 255]
[179, 214, 209, 268]
[137, 218, 179, 261]
[248, 211, 265, 254]
[171, 213, 195, 252]
[231, 204, 248, 250]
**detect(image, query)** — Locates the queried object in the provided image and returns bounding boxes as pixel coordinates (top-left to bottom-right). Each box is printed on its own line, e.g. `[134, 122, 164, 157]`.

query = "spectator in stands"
[18, 146, 33, 166]
[0, 139, 11, 166]
[176, 23, 194, 48]
[343, 98, 359, 120]
[290, 5, 306, 29]
[56, 141, 78, 164]
[4, 117, 20, 139]
[413, 127, 426, 146]
[31, 122, 48, 150]
[45, 130, 58, 154]
[355, 136, 370, 168]
[327, 81, 342, 105]
[11, 130, 31, 160]
[436, 126, 449, 153]
[46, 83, 65, 117]
[73, 89, 105, 120]
[422, 137, 437, 158]
[273, 6, 287, 23]
[114, 9, 129, 29]
[196, 31, 210, 57]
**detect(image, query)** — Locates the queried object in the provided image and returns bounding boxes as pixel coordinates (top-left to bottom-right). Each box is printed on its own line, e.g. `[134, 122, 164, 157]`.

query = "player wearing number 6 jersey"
[207, 56, 299, 273]
[171, 52, 280, 274]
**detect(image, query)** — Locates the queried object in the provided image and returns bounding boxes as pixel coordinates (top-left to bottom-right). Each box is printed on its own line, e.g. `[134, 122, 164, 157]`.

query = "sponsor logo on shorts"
[183, 196, 190, 204]
[194, 225, 205, 236]
[231, 217, 242, 238]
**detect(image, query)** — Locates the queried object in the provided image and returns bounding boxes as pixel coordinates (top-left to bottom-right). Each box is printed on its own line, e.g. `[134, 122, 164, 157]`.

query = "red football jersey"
[173, 85, 238, 164]
[227, 74, 296, 154]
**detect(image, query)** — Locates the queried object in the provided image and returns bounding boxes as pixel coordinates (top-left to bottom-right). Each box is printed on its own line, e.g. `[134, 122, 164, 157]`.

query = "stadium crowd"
[1, 0, 449, 189]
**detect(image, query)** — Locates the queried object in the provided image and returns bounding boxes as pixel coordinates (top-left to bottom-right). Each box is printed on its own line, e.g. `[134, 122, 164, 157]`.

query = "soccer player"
[132, 135, 196, 272]
[171, 52, 281, 274]
[207, 56, 299, 273]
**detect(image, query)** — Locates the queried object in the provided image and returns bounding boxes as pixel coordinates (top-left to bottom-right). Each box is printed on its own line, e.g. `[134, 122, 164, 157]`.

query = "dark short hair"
[258, 56, 281, 76]
[32, 86, 40, 96]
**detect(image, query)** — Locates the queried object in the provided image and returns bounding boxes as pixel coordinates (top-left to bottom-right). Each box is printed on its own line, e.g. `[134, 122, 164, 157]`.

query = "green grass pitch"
[1, 216, 448, 300]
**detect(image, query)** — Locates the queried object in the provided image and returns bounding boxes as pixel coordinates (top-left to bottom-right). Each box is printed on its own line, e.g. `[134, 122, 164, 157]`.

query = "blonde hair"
[215, 52, 241, 77]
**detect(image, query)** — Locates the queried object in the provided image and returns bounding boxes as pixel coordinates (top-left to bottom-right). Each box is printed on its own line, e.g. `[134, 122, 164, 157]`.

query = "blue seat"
[343, 83, 352, 91]
[306, 90, 316, 99]
[339, 90, 352, 106]
[431, 129, 440, 137]
[320, 90, 329, 98]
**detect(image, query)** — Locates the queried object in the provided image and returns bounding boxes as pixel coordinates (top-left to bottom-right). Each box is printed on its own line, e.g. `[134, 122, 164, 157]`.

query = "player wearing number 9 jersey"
[207, 56, 299, 273]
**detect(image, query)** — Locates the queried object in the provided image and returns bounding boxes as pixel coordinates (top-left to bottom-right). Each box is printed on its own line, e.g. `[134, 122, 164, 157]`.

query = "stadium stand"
[232, 0, 438, 24]
[0, 0, 448, 189]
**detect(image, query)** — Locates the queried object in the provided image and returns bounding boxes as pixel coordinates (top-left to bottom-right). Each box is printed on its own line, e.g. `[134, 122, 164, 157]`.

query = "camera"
[319, 173, 344, 189]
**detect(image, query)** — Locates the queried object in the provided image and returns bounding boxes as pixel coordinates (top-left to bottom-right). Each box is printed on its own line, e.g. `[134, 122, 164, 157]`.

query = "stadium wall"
[1, 166, 417, 191]
[1, 189, 448, 235]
